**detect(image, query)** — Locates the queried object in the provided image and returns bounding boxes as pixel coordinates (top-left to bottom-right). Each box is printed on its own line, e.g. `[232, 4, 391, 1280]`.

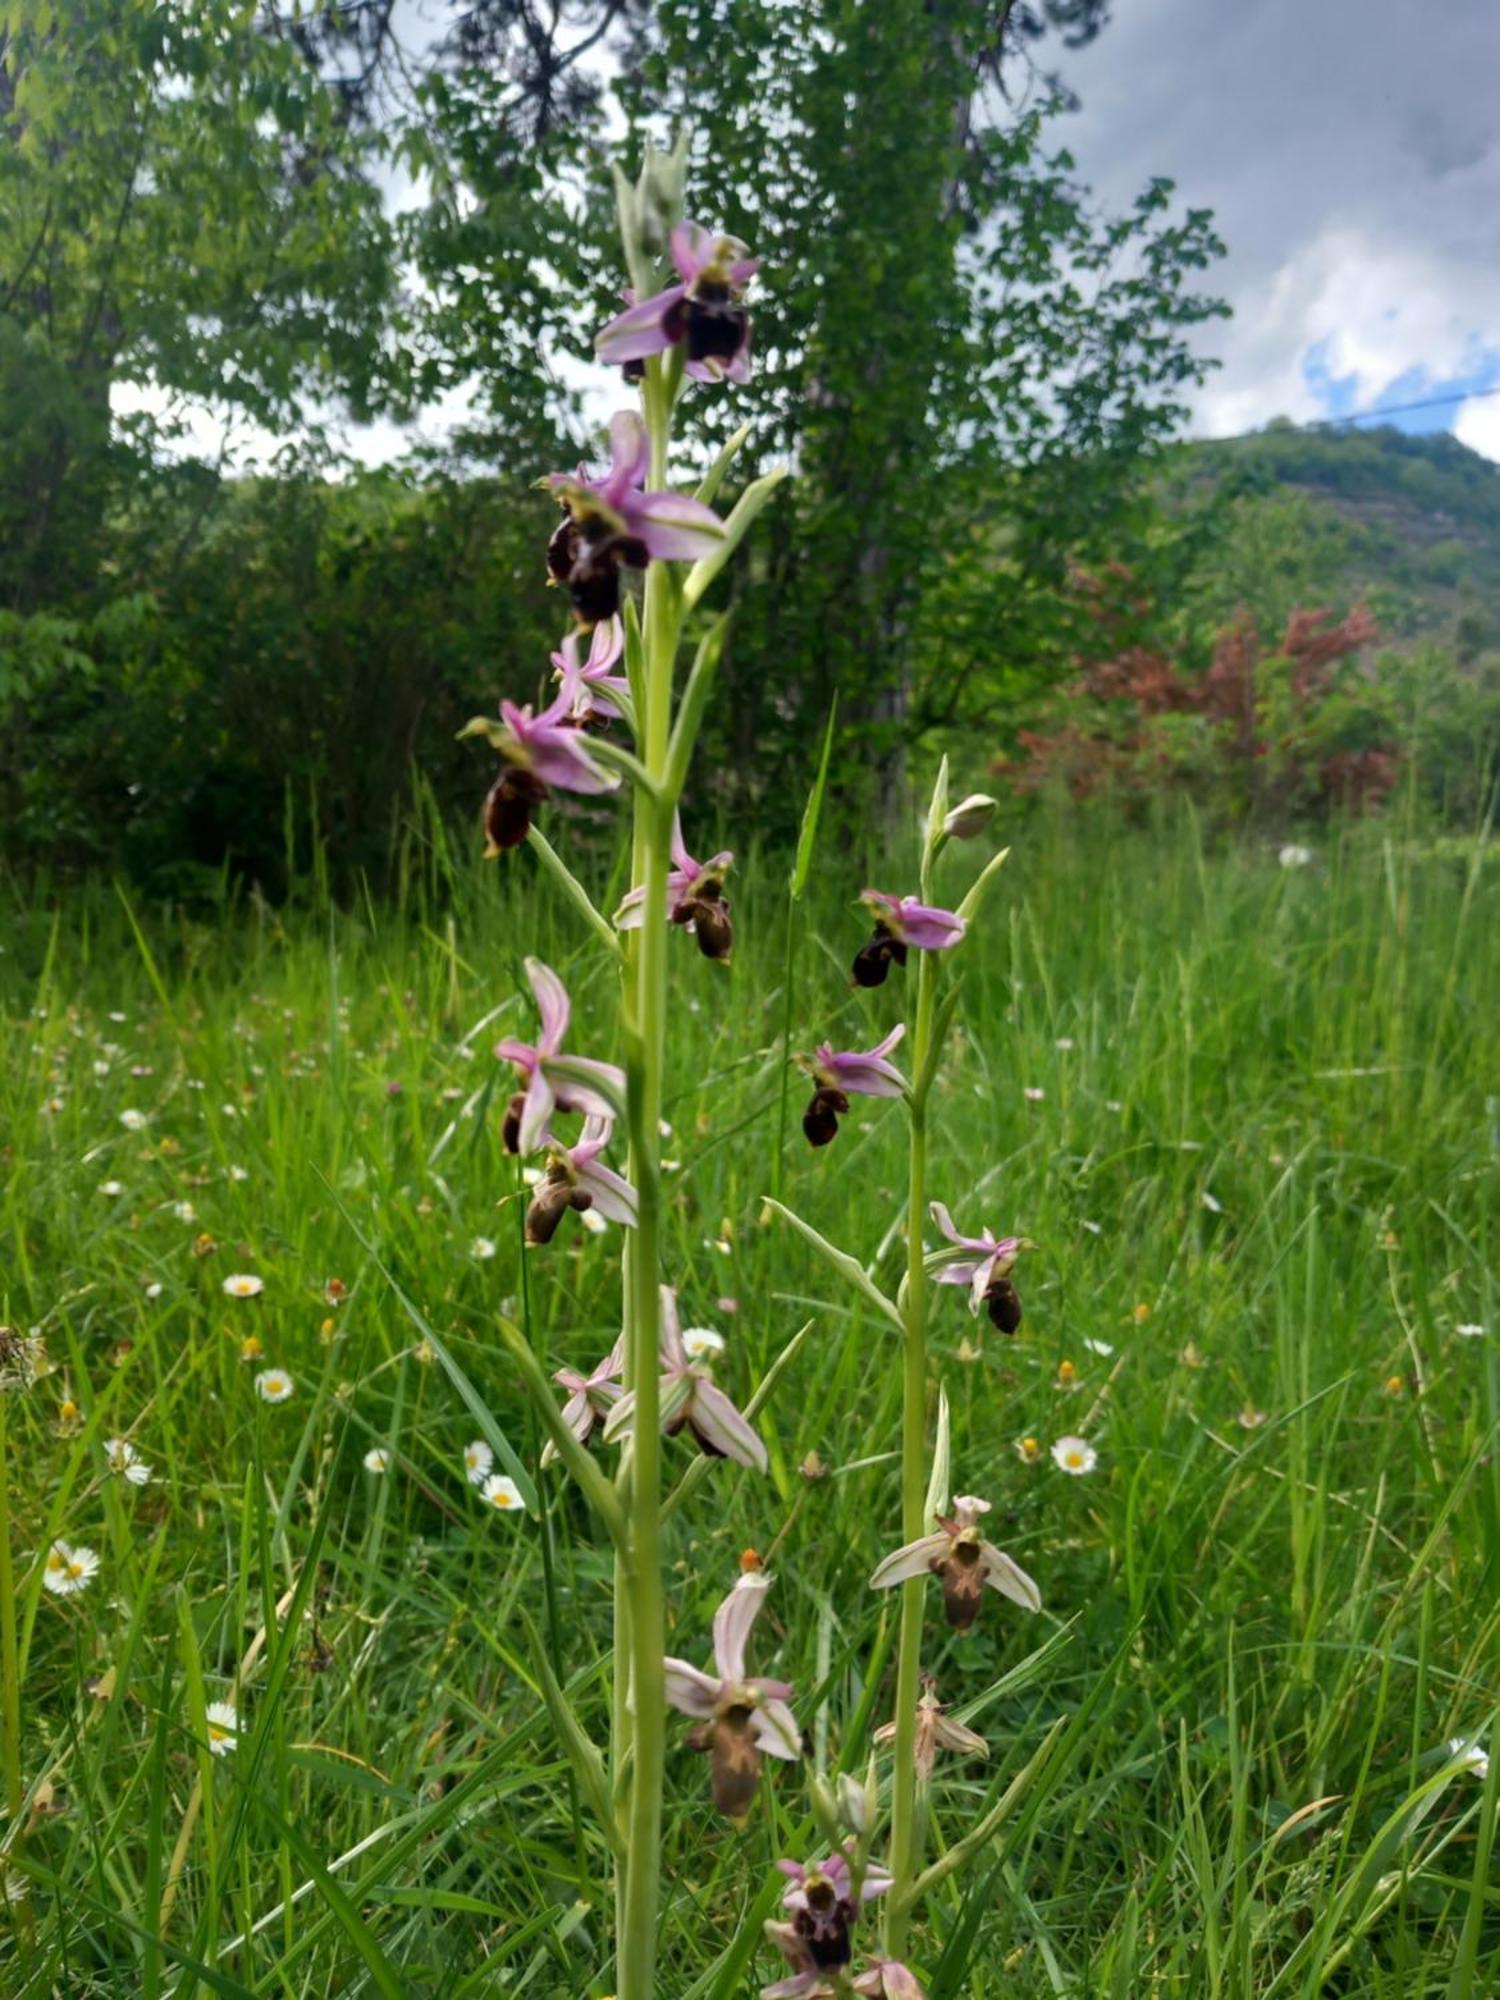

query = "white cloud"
[1453, 393, 1500, 464]
[1061, 0, 1500, 440]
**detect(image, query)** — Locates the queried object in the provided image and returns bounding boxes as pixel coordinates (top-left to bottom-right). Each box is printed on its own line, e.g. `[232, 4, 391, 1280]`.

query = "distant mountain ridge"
[1186, 422, 1500, 658]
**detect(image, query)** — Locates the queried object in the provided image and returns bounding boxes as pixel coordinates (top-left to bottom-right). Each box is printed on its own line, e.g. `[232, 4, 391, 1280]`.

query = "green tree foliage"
[0, 0, 395, 614]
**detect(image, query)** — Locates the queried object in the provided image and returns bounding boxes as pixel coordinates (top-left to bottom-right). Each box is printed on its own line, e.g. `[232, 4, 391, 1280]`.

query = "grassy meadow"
[2, 804, 1497, 1997]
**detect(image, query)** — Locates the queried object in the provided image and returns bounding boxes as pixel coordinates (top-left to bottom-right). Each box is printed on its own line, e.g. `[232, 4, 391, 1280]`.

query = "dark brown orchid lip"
[851, 923, 908, 989]
[484, 768, 548, 855]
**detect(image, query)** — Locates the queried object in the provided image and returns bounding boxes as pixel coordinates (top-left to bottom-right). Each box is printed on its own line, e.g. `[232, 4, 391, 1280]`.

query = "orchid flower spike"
[542, 410, 724, 624]
[550, 615, 632, 724]
[541, 1333, 624, 1467]
[524, 1116, 638, 1245]
[801, 1024, 906, 1147]
[852, 1961, 927, 1998]
[874, 1675, 988, 1778]
[614, 815, 735, 961]
[467, 687, 620, 853]
[663, 1569, 800, 1818]
[851, 891, 965, 988]
[495, 958, 625, 1156]
[603, 1286, 766, 1469]
[928, 1201, 1027, 1332]
[870, 1492, 1040, 1633]
[595, 221, 758, 384]
[775, 1853, 892, 1975]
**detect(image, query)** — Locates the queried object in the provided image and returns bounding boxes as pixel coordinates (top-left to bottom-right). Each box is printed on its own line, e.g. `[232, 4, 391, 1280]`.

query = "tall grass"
[1, 802, 1496, 1996]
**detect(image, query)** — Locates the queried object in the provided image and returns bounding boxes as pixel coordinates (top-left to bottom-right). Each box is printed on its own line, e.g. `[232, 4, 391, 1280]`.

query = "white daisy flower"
[92, 1059, 111, 1077]
[1051, 1435, 1098, 1476]
[143, 1281, 164, 1300]
[1456, 1323, 1486, 1339]
[119, 1109, 148, 1131]
[1054, 1036, 1075, 1050]
[681, 1327, 726, 1361]
[469, 1236, 497, 1262]
[172, 1200, 197, 1223]
[463, 1439, 494, 1486]
[1023, 1087, 1046, 1102]
[42, 1541, 99, 1596]
[1081, 1219, 1103, 1236]
[97, 1180, 125, 1197]
[108, 1011, 128, 1024]
[1083, 1337, 1115, 1357]
[1278, 843, 1313, 868]
[228, 1165, 249, 1182]
[222, 1274, 263, 1299]
[104, 1438, 152, 1486]
[254, 1369, 294, 1404]
[1447, 1736, 1490, 1781]
[362, 1447, 391, 1473]
[578, 1208, 607, 1236]
[205, 1700, 240, 1756]
[480, 1472, 525, 1514]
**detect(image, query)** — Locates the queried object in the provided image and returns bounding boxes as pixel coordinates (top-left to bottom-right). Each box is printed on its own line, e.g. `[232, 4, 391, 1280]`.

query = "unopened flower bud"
[636, 136, 688, 255]
[942, 793, 998, 840]
[835, 1771, 869, 1835]
[809, 1774, 842, 1844]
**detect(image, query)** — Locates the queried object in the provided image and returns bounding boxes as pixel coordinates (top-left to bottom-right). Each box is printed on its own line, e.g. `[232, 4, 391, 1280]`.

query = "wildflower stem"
[887, 942, 938, 1955]
[0, 1393, 24, 1882]
[616, 365, 676, 2000]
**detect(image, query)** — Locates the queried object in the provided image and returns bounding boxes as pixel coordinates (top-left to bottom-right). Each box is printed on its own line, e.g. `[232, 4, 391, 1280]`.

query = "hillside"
[1186, 422, 1500, 658]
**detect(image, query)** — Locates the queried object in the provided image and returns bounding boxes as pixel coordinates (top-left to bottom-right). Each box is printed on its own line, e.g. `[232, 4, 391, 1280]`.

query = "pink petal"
[897, 900, 966, 950]
[493, 1037, 537, 1077]
[594, 285, 685, 363]
[662, 1657, 720, 1719]
[623, 489, 726, 562]
[868, 1533, 950, 1590]
[690, 1379, 768, 1472]
[558, 1389, 591, 1442]
[980, 1543, 1042, 1612]
[930, 1201, 968, 1249]
[517, 1067, 556, 1156]
[669, 812, 695, 876]
[658, 1286, 686, 1371]
[525, 722, 620, 795]
[544, 1054, 626, 1123]
[752, 1697, 802, 1760]
[600, 410, 650, 507]
[574, 1156, 638, 1228]
[670, 220, 714, 284]
[713, 1570, 770, 1683]
[932, 1257, 987, 1288]
[525, 957, 570, 1053]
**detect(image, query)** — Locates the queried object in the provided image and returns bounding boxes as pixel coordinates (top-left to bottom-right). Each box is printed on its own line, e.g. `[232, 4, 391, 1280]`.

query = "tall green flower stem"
[613, 351, 681, 2000]
[886, 938, 937, 1956]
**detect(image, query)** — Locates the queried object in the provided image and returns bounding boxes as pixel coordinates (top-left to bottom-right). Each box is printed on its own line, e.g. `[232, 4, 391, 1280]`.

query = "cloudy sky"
[127, 0, 1500, 469]
[1059, 0, 1500, 457]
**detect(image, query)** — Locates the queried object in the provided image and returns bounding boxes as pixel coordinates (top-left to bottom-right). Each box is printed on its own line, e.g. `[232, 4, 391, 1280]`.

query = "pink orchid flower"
[870, 1492, 1040, 1632]
[524, 1116, 638, 1245]
[663, 1570, 800, 1818]
[494, 958, 625, 1157]
[603, 1286, 766, 1470]
[772, 1853, 892, 1980]
[595, 221, 758, 384]
[928, 1201, 1026, 1332]
[550, 615, 632, 723]
[541, 1333, 624, 1467]
[852, 891, 965, 987]
[543, 410, 724, 623]
[476, 688, 619, 853]
[802, 1024, 906, 1146]
[614, 815, 735, 960]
